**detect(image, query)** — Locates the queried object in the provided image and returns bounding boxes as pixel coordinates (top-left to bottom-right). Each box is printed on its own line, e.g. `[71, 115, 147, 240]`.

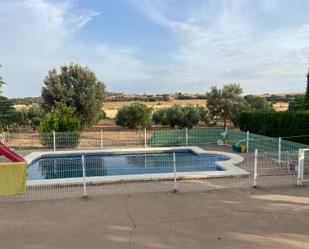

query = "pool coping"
[25, 146, 248, 187]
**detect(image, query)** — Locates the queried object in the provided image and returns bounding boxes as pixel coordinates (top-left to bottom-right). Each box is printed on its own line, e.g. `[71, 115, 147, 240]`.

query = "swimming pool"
[25, 147, 247, 185]
[27, 150, 227, 180]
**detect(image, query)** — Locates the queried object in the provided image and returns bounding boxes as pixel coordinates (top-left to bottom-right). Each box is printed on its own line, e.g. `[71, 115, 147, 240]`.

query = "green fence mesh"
[149, 128, 226, 147]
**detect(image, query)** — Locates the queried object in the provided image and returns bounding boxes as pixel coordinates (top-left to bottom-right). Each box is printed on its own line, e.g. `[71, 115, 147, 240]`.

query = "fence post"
[278, 137, 282, 164]
[185, 128, 188, 146]
[297, 149, 304, 186]
[81, 155, 87, 197]
[144, 128, 147, 148]
[53, 131, 56, 152]
[246, 131, 250, 153]
[254, 149, 258, 187]
[173, 152, 177, 192]
[100, 129, 103, 149]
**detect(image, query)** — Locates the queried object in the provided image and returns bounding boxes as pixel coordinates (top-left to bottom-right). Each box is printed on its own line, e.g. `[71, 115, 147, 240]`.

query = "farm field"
[102, 99, 207, 119]
[14, 99, 288, 120]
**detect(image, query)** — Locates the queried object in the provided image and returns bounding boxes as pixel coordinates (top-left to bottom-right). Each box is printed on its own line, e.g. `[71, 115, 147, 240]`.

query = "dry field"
[13, 99, 288, 119]
[102, 99, 207, 119]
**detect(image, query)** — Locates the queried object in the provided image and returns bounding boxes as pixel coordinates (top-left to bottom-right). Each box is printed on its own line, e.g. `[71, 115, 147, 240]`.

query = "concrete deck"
[1, 185, 309, 249]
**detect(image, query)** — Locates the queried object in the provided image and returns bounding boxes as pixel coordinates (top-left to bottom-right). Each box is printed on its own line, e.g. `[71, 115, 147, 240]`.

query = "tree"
[17, 108, 29, 128]
[0, 96, 20, 132]
[244, 95, 273, 111]
[152, 108, 169, 126]
[152, 105, 203, 128]
[289, 95, 306, 111]
[39, 103, 81, 148]
[165, 105, 184, 128]
[41, 64, 105, 128]
[0, 68, 20, 132]
[207, 84, 247, 128]
[116, 103, 152, 129]
[179, 105, 201, 128]
[197, 106, 210, 125]
[27, 104, 45, 130]
[0, 65, 4, 94]
[305, 68, 309, 110]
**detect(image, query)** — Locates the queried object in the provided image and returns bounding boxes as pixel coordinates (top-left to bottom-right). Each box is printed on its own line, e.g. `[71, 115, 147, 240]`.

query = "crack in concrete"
[124, 190, 306, 233]
[124, 194, 137, 249]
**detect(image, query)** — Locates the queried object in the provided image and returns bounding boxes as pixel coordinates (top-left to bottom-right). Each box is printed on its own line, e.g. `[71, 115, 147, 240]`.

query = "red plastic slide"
[0, 142, 24, 162]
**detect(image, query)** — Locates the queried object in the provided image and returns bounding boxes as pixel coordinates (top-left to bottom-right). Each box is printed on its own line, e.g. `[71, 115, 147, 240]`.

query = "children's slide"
[0, 142, 24, 162]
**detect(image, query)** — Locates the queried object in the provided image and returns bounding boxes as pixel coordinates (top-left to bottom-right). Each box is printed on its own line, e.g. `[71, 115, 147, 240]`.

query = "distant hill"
[10, 92, 304, 106]
[9, 92, 208, 105]
[10, 96, 43, 105]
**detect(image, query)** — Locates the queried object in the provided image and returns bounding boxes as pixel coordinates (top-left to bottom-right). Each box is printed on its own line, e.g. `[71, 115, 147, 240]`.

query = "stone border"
[25, 146, 248, 187]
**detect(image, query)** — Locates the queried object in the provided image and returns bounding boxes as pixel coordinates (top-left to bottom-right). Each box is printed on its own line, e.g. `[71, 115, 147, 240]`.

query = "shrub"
[116, 103, 152, 129]
[39, 103, 81, 148]
[152, 105, 202, 129]
[238, 111, 309, 144]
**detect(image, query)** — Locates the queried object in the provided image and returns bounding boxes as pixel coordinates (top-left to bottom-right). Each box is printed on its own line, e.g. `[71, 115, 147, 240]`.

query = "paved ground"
[1, 185, 309, 249]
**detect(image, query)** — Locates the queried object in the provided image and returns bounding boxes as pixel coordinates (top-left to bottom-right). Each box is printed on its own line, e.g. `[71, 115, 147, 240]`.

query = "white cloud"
[1, 0, 309, 96]
[0, 0, 149, 97]
[131, 0, 309, 94]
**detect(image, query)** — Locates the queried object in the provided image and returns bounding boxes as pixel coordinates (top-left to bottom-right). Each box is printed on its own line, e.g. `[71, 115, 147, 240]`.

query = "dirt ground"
[1, 185, 309, 249]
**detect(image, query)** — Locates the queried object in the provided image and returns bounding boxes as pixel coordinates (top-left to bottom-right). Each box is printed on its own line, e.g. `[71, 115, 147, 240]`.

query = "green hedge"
[238, 111, 309, 144]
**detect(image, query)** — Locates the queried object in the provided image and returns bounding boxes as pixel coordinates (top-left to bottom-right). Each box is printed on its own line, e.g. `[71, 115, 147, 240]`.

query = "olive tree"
[244, 95, 273, 111]
[116, 103, 152, 129]
[207, 84, 247, 128]
[42, 64, 105, 128]
[0, 67, 20, 131]
[152, 105, 202, 128]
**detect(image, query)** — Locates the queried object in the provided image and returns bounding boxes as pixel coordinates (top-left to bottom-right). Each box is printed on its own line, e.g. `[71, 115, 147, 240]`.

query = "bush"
[288, 95, 305, 111]
[238, 111, 309, 144]
[27, 104, 45, 130]
[116, 103, 152, 129]
[39, 103, 81, 148]
[0, 96, 21, 132]
[152, 105, 202, 129]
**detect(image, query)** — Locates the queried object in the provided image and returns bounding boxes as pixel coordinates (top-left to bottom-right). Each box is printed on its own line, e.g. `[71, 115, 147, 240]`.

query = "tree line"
[115, 84, 273, 129]
[0, 63, 277, 133]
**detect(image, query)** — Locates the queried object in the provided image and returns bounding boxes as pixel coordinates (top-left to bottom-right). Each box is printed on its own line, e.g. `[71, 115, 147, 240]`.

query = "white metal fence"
[0, 128, 308, 201]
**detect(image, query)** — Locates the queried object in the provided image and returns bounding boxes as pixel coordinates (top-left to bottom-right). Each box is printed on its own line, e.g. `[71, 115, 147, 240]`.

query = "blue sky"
[1, 0, 309, 97]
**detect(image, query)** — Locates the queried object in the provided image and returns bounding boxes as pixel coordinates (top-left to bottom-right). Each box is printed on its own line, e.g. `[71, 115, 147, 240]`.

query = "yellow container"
[240, 145, 246, 153]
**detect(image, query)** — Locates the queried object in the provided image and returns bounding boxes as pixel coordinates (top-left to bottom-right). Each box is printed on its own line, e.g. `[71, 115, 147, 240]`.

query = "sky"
[1, 0, 309, 98]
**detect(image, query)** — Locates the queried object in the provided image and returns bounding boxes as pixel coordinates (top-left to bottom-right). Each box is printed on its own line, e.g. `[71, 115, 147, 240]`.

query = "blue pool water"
[27, 151, 228, 180]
